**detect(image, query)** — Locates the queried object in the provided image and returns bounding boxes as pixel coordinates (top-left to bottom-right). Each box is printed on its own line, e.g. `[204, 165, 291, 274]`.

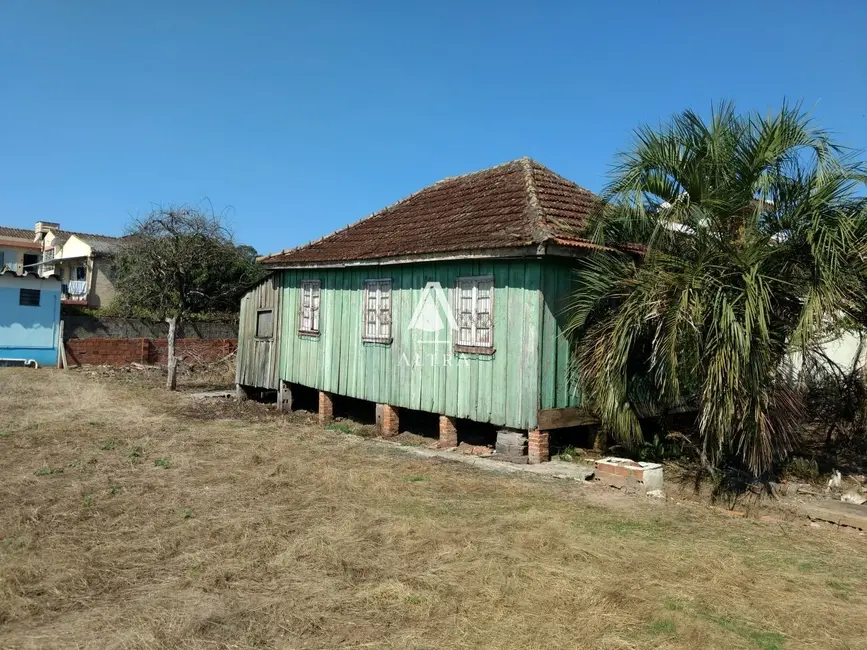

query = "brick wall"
[64, 338, 236, 367]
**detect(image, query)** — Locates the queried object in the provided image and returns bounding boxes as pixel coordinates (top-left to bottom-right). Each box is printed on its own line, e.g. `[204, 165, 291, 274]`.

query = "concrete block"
[594, 457, 664, 494]
[495, 429, 527, 463]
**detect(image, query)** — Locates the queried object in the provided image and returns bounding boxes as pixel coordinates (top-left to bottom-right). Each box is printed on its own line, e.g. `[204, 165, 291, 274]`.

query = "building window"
[454, 276, 494, 353]
[42, 248, 55, 275]
[23, 253, 39, 268]
[19, 288, 40, 307]
[363, 279, 392, 343]
[256, 309, 273, 338]
[298, 280, 321, 335]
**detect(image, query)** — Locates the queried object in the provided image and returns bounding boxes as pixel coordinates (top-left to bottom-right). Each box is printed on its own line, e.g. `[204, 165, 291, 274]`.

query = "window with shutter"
[42, 248, 55, 275]
[256, 309, 273, 338]
[362, 279, 392, 343]
[454, 276, 494, 353]
[298, 280, 321, 335]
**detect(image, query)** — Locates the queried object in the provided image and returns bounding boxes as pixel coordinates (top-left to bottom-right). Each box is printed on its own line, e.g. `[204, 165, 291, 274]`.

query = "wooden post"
[166, 315, 178, 391]
[58, 320, 68, 370]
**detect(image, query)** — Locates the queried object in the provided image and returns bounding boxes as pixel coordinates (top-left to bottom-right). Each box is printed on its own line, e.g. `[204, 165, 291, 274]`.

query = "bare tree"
[115, 206, 264, 390]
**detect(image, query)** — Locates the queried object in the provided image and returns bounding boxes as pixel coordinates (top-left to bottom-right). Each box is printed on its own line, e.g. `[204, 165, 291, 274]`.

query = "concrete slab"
[802, 500, 867, 530]
[189, 390, 236, 400]
[369, 438, 595, 482]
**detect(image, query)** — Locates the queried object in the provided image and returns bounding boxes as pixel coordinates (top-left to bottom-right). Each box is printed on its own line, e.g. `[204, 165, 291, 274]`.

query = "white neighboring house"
[786, 327, 867, 384]
[36, 223, 124, 308]
[658, 203, 867, 383]
[0, 221, 125, 309]
[0, 226, 43, 274]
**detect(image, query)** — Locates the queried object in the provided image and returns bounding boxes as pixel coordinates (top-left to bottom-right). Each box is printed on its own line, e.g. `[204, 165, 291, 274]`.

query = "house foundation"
[378, 404, 400, 437]
[318, 391, 334, 425]
[438, 415, 458, 448]
[495, 429, 528, 463]
[278, 381, 293, 412]
[528, 429, 550, 464]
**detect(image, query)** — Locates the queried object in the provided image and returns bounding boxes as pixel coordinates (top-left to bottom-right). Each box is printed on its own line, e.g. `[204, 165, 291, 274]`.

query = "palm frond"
[567, 101, 867, 475]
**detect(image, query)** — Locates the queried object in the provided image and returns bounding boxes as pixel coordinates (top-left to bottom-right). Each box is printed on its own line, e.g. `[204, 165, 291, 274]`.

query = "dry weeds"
[0, 369, 865, 649]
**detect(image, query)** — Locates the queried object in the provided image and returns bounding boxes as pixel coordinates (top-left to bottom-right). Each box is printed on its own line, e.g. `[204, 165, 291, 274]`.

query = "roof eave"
[259, 240, 603, 269]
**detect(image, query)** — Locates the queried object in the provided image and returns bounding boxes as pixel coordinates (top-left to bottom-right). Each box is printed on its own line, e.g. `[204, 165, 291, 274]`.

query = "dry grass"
[1, 370, 866, 650]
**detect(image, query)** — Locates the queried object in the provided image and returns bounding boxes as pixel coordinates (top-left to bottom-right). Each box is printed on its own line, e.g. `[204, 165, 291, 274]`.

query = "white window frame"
[42, 248, 55, 275]
[298, 280, 321, 336]
[362, 278, 393, 343]
[454, 275, 494, 353]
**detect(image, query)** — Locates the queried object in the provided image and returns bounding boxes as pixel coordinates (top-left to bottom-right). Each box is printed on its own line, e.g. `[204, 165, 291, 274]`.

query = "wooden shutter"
[363, 279, 392, 342]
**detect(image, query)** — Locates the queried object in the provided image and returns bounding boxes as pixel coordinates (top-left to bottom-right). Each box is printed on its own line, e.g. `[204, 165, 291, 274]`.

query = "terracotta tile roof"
[0, 266, 61, 281]
[0, 238, 41, 250]
[52, 230, 123, 246]
[0, 225, 124, 251]
[0, 226, 36, 240]
[261, 158, 599, 266]
[62, 232, 124, 255]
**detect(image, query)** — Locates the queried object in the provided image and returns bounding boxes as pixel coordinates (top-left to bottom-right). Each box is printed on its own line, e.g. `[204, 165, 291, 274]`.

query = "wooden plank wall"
[236, 274, 282, 390]
[279, 260, 543, 430]
[538, 259, 582, 410]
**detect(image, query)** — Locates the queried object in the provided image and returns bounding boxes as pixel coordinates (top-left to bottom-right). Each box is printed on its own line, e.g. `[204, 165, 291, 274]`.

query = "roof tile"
[262, 158, 598, 266]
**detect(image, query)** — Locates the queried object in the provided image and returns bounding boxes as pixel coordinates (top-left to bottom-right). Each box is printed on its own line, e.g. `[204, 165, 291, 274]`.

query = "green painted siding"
[278, 260, 545, 429]
[538, 259, 581, 410]
[236, 275, 283, 390]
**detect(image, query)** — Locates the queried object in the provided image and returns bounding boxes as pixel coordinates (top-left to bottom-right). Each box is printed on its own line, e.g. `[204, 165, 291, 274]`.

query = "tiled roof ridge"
[0, 225, 124, 241]
[534, 161, 599, 241]
[520, 156, 551, 243]
[58, 229, 124, 241]
[259, 158, 527, 261]
[0, 225, 38, 239]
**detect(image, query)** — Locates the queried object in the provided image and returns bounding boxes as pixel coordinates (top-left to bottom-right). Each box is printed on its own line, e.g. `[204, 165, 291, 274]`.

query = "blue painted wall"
[0, 276, 61, 367]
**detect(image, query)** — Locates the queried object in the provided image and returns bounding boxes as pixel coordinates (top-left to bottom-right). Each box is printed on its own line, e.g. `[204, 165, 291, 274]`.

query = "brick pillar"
[438, 415, 458, 448]
[528, 429, 550, 464]
[379, 404, 399, 437]
[278, 381, 293, 413]
[591, 425, 607, 453]
[318, 391, 333, 425]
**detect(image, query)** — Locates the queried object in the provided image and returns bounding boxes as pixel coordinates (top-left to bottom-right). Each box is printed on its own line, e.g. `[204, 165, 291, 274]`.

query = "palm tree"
[565, 102, 867, 475]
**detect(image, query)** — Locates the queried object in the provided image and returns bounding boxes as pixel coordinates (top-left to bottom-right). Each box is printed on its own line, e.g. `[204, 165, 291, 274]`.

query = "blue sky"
[1, 0, 865, 255]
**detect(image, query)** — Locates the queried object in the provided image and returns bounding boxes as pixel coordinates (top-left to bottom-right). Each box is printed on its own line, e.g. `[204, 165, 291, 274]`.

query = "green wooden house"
[237, 158, 601, 462]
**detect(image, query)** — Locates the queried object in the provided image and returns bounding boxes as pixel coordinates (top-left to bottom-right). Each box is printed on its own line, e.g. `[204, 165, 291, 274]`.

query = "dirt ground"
[1, 369, 866, 649]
